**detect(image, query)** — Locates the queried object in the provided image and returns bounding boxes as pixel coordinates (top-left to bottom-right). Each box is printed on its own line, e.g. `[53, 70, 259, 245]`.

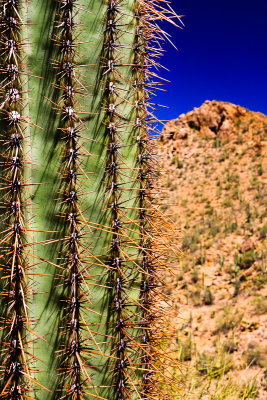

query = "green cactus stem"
[0, 1, 181, 399]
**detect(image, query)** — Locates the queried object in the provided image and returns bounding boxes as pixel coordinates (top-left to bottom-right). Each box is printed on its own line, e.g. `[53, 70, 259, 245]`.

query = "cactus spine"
[0, 1, 180, 399]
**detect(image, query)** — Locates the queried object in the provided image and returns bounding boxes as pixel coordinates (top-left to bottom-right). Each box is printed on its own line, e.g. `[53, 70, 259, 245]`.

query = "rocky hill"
[159, 101, 267, 399]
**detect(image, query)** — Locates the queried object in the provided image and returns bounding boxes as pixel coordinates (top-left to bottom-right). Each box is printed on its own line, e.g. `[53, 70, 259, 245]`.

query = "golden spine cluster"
[132, 1, 181, 398]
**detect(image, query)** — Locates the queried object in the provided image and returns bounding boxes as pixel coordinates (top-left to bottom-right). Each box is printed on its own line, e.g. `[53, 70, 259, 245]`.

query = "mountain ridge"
[161, 100, 266, 143]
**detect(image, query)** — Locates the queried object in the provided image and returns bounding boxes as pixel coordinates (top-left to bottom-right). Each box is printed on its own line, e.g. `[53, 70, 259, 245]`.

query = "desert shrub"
[240, 379, 259, 399]
[182, 231, 200, 252]
[252, 295, 267, 314]
[191, 288, 202, 306]
[196, 351, 232, 378]
[195, 251, 206, 265]
[179, 337, 193, 362]
[218, 152, 228, 162]
[223, 340, 238, 354]
[172, 155, 183, 169]
[191, 266, 199, 283]
[203, 287, 214, 305]
[235, 250, 256, 269]
[259, 223, 267, 239]
[245, 343, 263, 367]
[215, 307, 243, 333]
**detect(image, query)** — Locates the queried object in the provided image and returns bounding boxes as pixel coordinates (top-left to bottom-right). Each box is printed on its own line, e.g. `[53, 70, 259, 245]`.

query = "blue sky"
[155, 0, 267, 123]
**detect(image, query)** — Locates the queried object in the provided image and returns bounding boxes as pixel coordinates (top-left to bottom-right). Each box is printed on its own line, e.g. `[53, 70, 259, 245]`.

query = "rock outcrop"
[161, 100, 266, 144]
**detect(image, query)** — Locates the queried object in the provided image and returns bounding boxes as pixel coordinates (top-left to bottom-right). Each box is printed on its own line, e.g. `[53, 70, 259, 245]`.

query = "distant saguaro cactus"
[0, 1, 180, 399]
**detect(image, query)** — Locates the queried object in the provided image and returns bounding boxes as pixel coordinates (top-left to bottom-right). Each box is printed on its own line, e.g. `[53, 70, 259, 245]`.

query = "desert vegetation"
[160, 100, 267, 399]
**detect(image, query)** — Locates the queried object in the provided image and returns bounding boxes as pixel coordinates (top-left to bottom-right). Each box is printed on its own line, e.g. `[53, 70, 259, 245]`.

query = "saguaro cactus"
[0, 1, 180, 399]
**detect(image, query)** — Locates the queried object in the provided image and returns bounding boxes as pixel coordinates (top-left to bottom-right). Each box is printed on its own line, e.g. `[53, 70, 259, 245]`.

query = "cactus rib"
[48, 1, 101, 398]
[0, 0, 35, 397]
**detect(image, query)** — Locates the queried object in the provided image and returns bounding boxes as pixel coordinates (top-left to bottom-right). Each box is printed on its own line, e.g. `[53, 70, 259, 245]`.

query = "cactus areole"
[0, 1, 180, 399]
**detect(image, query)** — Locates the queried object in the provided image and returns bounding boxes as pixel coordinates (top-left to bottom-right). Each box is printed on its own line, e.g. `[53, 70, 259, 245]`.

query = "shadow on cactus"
[0, 0, 182, 399]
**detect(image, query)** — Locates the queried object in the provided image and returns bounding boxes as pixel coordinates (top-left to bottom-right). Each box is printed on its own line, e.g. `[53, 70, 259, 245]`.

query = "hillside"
[159, 100, 267, 399]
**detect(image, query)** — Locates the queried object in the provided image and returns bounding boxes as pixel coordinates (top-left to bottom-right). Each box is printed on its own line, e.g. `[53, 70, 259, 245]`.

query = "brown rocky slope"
[159, 101, 267, 399]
